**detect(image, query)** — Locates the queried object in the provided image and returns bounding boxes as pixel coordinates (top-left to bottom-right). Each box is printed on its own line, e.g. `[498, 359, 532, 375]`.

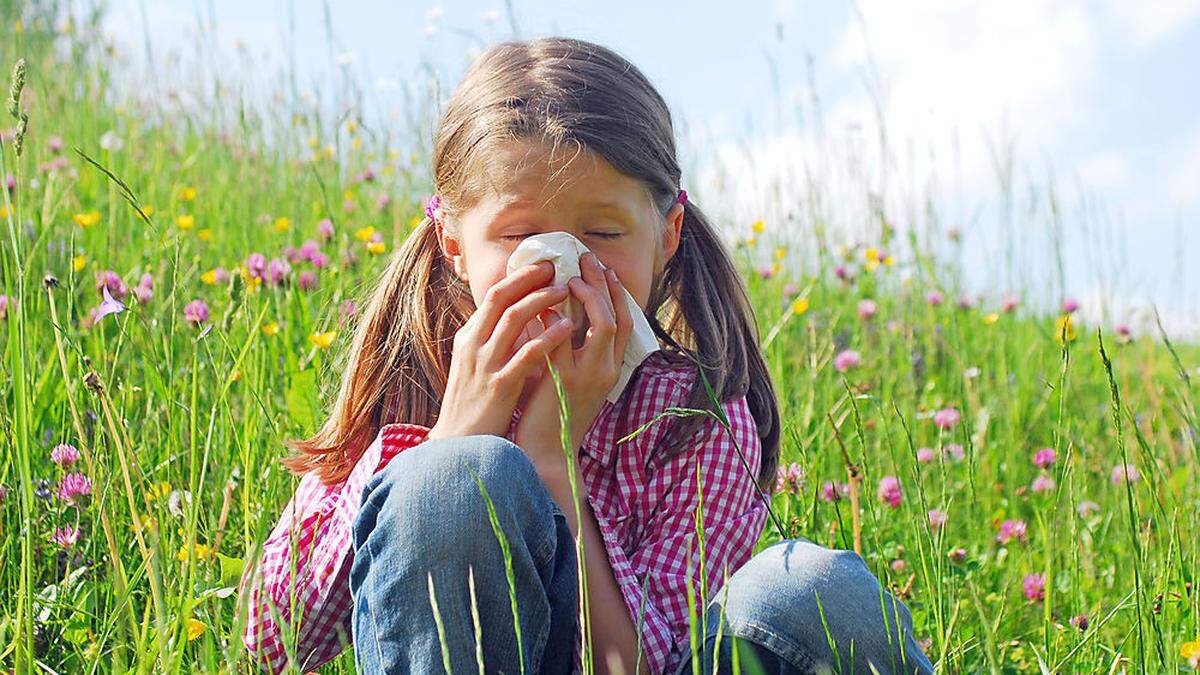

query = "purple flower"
[944, 443, 965, 462]
[928, 509, 948, 530]
[298, 270, 318, 292]
[916, 447, 936, 464]
[774, 462, 805, 494]
[245, 252, 267, 279]
[949, 548, 967, 563]
[1031, 475, 1055, 493]
[783, 282, 799, 296]
[934, 408, 961, 430]
[51, 444, 81, 468]
[996, 519, 1027, 545]
[266, 257, 291, 286]
[925, 290, 944, 306]
[310, 251, 330, 269]
[857, 299, 878, 320]
[4, 172, 14, 195]
[877, 476, 902, 508]
[338, 299, 357, 326]
[57, 472, 92, 504]
[183, 299, 210, 326]
[1001, 294, 1020, 312]
[212, 267, 230, 284]
[821, 481, 849, 503]
[95, 270, 128, 300]
[1076, 500, 1101, 518]
[1110, 463, 1140, 485]
[317, 219, 335, 240]
[1033, 448, 1056, 469]
[1023, 573, 1046, 601]
[299, 239, 321, 262]
[1069, 614, 1088, 631]
[48, 136, 64, 153]
[133, 272, 153, 304]
[757, 265, 774, 280]
[34, 478, 53, 501]
[282, 245, 301, 264]
[50, 526, 80, 548]
[1062, 297, 1079, 313]
[376, 194, 392, 210]
[833, 349, 862, 373]
[834, 266, 848, 280]
[93, 284, 127, 323]
[0, 294, 11, 320]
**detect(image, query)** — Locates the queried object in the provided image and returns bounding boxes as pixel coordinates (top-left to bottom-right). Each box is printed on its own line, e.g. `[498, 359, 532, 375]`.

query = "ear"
[661, 202, 685, 265]
[434, 220, 469, 283]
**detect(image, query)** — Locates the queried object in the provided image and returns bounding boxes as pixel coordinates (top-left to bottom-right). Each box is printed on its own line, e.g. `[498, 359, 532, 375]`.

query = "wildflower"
[0, 294, 10, 320]
[1023, 573, 1046, 602]
[857, 299, 877, 320]
[50, 443, 81, 468]
[148, 481, 172, 500]
[266, 258, 291, 286]
[1116, 324, 1133, 344]
[133, 273, 153, 304]
[1031, 475, 1055, 493]
[996, 519, 1027, 545]
[177, 542, 214, 563]
[916, 448, 936, 464]
[183, 299, 210, 326]
[1033, 448, 1056, 469]
[944, 443, 966, 462]
[261, 321, 281, 336]
[790, 297, 809, 315]
[1054, 314, 1077, 345]
[834, 265, 848, 280]
[820, 481, 848, 503]
[890, 559, 906, 573]
[187, 618, 207, 641]
[865, 247, 880, 262]
[928, 509, 948, 530]
[99, 131, 124, 151]
[1061, 297, 1079, 313]
[310, 331, 336, 349]
[73, 210, 100, 228]
[757, 264, 773, 280]
[782, 281, 799, 296]
[774, 463, 804, 494]
[925, 290, 944, 306]
[1181, 638, 1200, 668]
[34, 478, 53, 501]
[948, 548, 967, 564]
[317, 218, 335, 240]
[833, 349, 862, 373]
[774, 246, 787, 261]
[273, 216, 291, 232]
[934, 408, 961, 430]
[963, 366, 981, 379]
[72, 255, 87, 272]
[981, 312, 1000, 325]
[298, 239, 321, 262]
[1110, 463, 1139, 485]
[366, 240, 386, 255]
[57, 472, 92, 504]
[353, 226, 376, 242]
[48, 136, 64, 152]
[957, 295, 975, 309]
[168, 490, 193, 518]
[1070, 614, 1088, 631]
[201, 267, 229, 285]
[95, 270, 128, 300]
[877, 476, 902, 508]
[298, 270, 318, 291]
[245, 252, 267, 279]
[338, 300, 357, 326]
[751, 219, 765, 234]
[1077, 500, 1101, 518]
[50, 526, 80, 548]
[176, 214, 195, 230]
[197, 228, 213, 242]
[1001, 294, 1020, 312]
[179, 186, 197, 202]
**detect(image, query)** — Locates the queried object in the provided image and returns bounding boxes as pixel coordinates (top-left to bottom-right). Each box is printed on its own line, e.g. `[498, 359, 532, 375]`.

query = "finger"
[567, 276, 616, 368]
[482, 283, 570, 367]
[580, 252, 615, 316]
[495, 315, 573, 383]
[473, 260, 557, 342]
[605, 267, 632, 364]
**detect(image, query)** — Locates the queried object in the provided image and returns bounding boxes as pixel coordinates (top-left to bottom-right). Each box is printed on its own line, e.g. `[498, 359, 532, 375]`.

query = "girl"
[239, 37, 933, 675]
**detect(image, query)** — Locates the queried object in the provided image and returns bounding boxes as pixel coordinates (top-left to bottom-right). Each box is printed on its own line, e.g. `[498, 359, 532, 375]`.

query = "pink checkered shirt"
[239, 350, 769, 674]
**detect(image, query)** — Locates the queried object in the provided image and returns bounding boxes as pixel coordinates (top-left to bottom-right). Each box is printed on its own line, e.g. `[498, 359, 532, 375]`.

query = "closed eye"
[501, 232, 622, 240]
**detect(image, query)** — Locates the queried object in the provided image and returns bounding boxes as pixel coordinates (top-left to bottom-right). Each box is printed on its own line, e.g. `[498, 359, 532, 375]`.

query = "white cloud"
[1103, 0, 1200, 48]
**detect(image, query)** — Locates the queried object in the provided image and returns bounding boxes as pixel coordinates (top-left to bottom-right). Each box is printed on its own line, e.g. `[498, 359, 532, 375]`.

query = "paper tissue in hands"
[505, 231, 660, 403]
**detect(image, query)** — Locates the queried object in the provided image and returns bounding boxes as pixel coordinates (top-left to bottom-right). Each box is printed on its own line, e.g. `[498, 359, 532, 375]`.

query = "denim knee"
[704, 539, 933, 674]
[354, 434, 560, 568]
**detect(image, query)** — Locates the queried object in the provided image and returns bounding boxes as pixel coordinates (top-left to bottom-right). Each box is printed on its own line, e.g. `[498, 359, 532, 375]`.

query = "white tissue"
[505, 231, 660, 403]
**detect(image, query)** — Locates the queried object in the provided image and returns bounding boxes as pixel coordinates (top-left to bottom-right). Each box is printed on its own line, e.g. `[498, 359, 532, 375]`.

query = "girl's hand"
[514, 252, 633, 466]
[427, 261, 575, 441]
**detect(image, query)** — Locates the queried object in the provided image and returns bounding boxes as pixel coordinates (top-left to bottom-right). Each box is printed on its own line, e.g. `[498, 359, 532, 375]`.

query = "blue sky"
[103, 0, 1200, 337]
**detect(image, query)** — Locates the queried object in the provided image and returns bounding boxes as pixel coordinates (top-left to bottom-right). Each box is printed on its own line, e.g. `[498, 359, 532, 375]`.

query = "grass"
[2, 2, 1199, 673]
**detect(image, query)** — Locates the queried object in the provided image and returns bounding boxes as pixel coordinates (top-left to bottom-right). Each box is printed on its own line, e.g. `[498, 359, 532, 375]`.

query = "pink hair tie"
[676, 189, 687, 206]
[424, 193, 441, 221]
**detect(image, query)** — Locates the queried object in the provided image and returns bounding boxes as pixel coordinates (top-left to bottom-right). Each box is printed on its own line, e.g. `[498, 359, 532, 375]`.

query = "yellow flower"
[751, 219, 765, 234]
[0, 205, 7, 219]
[149, 481, 171, 500]
[346, 119, 358, 133]
[351, 136, 362, 151]
[230, 369, 243, 382]
[74, 211, 101, 228]
[865, 259, 880, 273]
[1182, 638, 1200, 665]
[200, 269, 219, 285]
[982, 312, 1000, 325]
[197, 228, 213, 242]
[309, 331, 337, 349]
[343, 189, 356, 202]
[354, 226, 376, 242]
[238, 265, 262, 294]
[73, 255, 87, 272]
[745, 236, 757, 247]
[366, 240, 386, 254]
[176, 214, 195, 230]
[770, 262, 781, 276]
[774, 246, 787, 261]
[176, 542, 213, 562]
[408, 215, 423, 229]
[142, 204, 156, 217]
[261, 321, 280, 336]
[1054, 314, 1077, 345]
[307, 136, 319, 149]
[865, 247, 880, 262]
[179, 186, 197, 202]
[791, 297, 810, 315]
[273, 216, 290, 233]
[186, 618, 206, 642]
[883, 256, 895, 266]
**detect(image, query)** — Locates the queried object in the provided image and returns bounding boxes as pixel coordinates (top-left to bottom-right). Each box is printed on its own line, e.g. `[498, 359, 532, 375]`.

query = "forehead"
[480, 138, 651, 212]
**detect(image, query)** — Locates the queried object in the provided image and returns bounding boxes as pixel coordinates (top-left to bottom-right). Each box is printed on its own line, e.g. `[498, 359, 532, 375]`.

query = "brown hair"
[283, 37, 780, 494]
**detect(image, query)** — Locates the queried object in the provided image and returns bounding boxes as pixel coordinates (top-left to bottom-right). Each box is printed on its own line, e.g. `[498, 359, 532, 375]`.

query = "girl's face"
[435, 138, 685, 317]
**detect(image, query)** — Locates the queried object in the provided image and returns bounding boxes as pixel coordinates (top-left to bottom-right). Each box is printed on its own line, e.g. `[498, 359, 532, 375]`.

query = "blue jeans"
[350, 434, 934, 674]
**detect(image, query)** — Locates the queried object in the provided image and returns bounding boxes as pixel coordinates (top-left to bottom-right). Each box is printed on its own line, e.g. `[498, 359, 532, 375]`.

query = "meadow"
[2, 4, 1199, 673]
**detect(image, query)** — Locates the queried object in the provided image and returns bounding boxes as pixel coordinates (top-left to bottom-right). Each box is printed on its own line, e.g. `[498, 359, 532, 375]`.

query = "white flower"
[99, 131, 124, 152]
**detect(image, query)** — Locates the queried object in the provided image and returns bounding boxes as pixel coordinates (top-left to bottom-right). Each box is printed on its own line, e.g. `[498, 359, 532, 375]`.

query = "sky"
[101, 0, 1200, 338]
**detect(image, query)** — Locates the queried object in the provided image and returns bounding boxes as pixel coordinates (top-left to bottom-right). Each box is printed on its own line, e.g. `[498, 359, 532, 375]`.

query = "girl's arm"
[239, 424, 430, 673]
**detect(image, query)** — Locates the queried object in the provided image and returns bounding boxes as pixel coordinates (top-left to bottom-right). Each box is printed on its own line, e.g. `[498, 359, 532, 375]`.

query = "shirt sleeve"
[598, 385, 769, 674]
[239, 423, 431, 673]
